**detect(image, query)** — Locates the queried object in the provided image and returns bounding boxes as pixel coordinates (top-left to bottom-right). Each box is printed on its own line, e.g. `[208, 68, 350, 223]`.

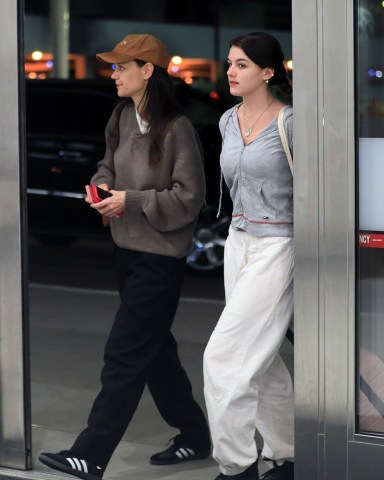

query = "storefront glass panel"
[357, 0, 384, 435]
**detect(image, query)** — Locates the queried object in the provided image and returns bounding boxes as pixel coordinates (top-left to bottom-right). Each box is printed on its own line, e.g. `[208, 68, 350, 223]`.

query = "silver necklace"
[242, 99, 274, 137]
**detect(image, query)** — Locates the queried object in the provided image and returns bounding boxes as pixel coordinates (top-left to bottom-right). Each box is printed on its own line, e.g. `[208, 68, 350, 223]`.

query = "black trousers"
[71, 247, 211, 468]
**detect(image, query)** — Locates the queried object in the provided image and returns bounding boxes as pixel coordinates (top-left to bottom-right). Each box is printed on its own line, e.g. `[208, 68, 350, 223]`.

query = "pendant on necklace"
[245, 129, 251, 137]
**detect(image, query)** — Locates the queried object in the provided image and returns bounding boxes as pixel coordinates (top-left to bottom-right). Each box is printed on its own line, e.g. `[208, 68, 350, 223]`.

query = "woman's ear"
[143, 62, 155, 79]
[263, 67, 275, 82]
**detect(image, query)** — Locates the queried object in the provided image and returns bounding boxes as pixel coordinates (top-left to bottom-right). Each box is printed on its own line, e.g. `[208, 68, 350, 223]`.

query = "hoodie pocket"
[243, 178, 277, 222]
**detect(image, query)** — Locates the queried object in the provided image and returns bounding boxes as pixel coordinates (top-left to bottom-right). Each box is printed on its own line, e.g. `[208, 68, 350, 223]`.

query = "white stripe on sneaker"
[175, 448, 196, 459]
[72, 458, 82, 470]
[66, 456, 89, 473]
[67, 458, 77, 470]
[175, 450, 184, 459]
[80, 459, 88, 473]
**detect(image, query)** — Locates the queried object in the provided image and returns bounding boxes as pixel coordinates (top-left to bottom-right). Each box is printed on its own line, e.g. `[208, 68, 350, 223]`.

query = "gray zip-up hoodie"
[219, 104, 293, 237]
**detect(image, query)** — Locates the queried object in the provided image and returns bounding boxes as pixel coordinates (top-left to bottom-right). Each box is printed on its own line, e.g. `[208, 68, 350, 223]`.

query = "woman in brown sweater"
[39, 33, 211, 480]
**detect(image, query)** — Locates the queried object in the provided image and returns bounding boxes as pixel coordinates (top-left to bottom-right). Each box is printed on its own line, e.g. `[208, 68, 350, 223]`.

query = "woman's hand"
[91, 189, 125, 218]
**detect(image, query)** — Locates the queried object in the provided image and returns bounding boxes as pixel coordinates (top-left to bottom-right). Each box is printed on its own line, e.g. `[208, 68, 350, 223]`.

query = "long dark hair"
[134, 60, 183, 164]
[229, 32, 292, 104]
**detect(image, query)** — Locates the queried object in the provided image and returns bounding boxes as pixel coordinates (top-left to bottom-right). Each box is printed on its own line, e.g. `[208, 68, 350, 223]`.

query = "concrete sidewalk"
[1, 283, 293, 480]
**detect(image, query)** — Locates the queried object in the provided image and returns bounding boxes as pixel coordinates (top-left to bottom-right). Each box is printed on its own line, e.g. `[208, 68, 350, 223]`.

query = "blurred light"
[184, 76, 193, 85]
[382, 1, 384, 7]
[171, 56, 183, 65]
[28, 72, 37, 79]
[376, 70, 383, 78]
[171, 65, 179, 73]
[285, 60, 293, 71]
[210, 91, 219, 100]
[31, 51, 43, 61]
[112, 64, 117, 70]
[368, 68, 376, 76]
[46, 60, 54, 68]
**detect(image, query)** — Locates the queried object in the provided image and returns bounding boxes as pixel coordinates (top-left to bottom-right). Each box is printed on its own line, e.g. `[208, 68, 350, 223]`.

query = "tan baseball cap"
[96, 34, 171, 69]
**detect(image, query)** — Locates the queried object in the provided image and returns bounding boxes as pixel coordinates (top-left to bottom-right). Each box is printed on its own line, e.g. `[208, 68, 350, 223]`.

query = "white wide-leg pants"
[203, 228, 294, 476]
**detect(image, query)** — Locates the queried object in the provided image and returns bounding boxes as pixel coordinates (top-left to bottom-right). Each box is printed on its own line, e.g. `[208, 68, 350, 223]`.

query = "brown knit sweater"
[91, 101, 206, 258]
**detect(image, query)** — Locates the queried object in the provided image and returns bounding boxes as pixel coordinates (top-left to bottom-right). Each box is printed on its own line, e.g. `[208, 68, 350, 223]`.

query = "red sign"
[359, 233, 384, 248]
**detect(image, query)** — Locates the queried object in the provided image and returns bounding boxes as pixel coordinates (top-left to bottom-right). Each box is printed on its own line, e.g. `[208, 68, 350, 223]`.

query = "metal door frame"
[0, 0, 31, 470]
[293, 0, 384, 478]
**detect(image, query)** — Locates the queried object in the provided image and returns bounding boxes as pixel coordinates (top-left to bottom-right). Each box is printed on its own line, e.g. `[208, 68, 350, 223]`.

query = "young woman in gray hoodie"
[204, 32, 294, 480]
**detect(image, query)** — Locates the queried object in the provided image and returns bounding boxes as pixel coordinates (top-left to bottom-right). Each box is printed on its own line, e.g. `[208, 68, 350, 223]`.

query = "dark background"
[25, 0, 292, 30]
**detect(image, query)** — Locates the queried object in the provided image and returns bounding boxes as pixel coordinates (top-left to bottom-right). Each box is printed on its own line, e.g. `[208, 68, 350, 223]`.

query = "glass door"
[356, 0, 384, 435]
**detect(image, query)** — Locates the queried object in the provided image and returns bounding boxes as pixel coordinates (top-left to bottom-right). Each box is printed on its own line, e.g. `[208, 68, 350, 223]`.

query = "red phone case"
[85, 185, 109, 203]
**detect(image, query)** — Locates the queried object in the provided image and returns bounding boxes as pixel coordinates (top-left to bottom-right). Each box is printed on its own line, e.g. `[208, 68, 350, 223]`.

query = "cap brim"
[96, 51, 135, 64]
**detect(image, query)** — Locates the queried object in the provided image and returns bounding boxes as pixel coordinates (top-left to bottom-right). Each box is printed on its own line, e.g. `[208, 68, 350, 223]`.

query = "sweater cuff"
[90, 175, 113, 188]
[124, 190, 149, 210]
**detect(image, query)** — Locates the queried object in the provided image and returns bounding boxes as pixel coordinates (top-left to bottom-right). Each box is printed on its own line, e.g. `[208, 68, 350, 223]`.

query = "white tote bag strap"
[278, 106, 293, 175]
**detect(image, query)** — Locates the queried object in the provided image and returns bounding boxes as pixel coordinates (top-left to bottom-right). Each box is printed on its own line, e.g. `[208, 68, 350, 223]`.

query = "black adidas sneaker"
[38, 451, 104, 480]
[150, 436, 211, 465]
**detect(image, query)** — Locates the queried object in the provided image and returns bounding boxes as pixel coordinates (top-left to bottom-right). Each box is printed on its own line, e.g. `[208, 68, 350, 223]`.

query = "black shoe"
[261, 461, 294, 480]
[214, 461, 259, 479]
[39, 451, 104, 480]
[150, 436, 211, 465]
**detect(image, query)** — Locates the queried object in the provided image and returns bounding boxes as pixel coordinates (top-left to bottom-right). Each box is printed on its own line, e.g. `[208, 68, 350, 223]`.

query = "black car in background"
[25, 79, 231, 274]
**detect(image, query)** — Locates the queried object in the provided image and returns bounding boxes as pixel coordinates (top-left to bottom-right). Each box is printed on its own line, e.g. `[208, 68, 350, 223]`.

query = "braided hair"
[229, 32, 292, 104]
